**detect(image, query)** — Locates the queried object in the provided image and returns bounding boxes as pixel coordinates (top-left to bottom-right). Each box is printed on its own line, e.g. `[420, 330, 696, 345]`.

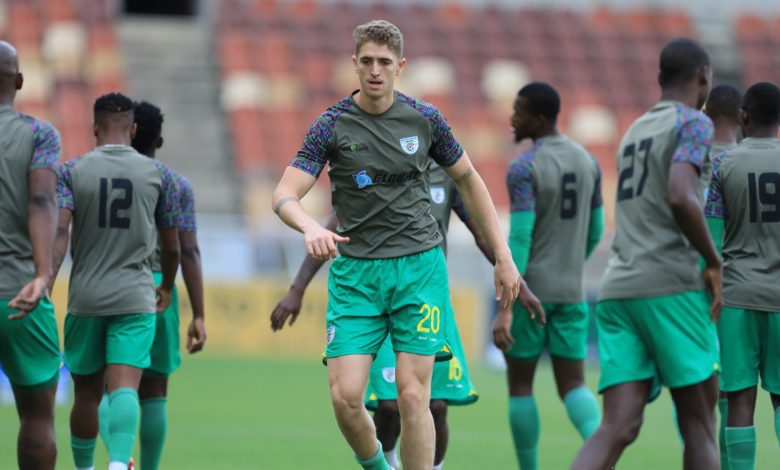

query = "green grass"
[1, 356, 778, 468]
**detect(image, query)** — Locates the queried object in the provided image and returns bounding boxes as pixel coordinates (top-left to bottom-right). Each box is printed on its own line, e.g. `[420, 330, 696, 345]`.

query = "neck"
[0, 93, 14, 107]
[747, 125, 779, 139]
[660, 87, 698, 109]
[354, 90, 394, 115]
[531, 127, 559, 143]
[96, 133, 132, 147]
[711, 121, 738, 146]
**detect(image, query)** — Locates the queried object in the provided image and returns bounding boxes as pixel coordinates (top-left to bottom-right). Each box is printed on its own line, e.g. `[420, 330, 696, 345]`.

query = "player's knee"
[375, 400, 400, 418]
[397, 384, 429, 415]
[429, 399, 448, 423]
[329, 383, 364, 416]
[607, 416, 643, 447]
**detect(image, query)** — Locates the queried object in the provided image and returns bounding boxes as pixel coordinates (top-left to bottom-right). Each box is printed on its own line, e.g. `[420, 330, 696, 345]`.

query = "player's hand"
[494, 256, 522, 309]
[303, 224, 349, 261]
[518, 281, 546, 326]
[702, 262, 723, 321]
[8, 276, 48, 320]
[271, 286, 304, 331]
[187, 317, 206, 353]
[492, 306, 515, 351]
[156, 286, 173, 313]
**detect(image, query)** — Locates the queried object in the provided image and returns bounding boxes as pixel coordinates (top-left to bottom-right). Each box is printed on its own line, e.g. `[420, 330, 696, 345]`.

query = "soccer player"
[0, 40, 61, 470]
[271, 162, 496, 470]
[491, 82, 603, 470]
[271, 20, 536, 470]
[705, 81, 780, 470]
[96, 101, 207, 470]
[51, 93, 181, 470]
[571, 38, 722, 470]
[703, 82, 742, 469]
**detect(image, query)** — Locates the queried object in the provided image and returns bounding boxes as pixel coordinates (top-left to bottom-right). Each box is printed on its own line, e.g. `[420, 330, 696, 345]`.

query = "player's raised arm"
[271, 213, 338, 331]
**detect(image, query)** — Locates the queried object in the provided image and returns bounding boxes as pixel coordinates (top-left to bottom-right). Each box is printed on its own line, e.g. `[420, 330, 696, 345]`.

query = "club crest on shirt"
[326, 326, 336, 345]
[430, 187, 445, 204]
[381, 367, 396, 383]
[399, 136, 419, 155]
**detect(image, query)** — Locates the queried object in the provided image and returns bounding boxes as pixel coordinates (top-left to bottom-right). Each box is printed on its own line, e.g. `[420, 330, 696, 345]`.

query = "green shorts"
[325, 247, 450, 359]
[596, 291, 719, 392]
[0, 298, 60, 389]
[719, 306, 780, 394]
[364, 303, 478, 409]
[64, 313, 156, 375]
[146, 272, 181, 377]
[505, 301, 589, 360]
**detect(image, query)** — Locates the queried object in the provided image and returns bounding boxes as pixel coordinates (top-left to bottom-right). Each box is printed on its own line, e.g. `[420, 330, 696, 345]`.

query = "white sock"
[108, 462, 127, 470]
[384, 449, 400, 469]
[433, 461, 444, 470]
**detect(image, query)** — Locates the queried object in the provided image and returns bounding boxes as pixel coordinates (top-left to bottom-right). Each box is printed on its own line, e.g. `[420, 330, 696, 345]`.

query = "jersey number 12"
[98, 177, 133, 229]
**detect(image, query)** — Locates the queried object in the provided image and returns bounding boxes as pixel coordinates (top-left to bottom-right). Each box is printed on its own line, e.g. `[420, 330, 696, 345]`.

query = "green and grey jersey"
[428, 163, 470, 256]
[600, 101, 714, 300]
[290, 91, 464, 259]
[57, 145, 180, 316]
[0, 106, 61, 298]
[705, 138, 780, 312]
[506, 134, 602, 303]
[148, 169, 197, 272]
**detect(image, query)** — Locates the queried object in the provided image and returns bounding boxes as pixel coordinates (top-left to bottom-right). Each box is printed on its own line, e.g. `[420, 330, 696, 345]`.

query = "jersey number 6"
[98, 177, 133, 229]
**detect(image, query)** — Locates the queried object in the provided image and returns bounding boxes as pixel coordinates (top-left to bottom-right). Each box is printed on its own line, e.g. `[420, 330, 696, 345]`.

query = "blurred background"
[2, 0, 780, 467]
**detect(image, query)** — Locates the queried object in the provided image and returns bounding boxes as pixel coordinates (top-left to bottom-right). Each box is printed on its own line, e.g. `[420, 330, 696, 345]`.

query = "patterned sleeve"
[56, 160, 76, 211]
[506, 151, 536, 212]
[591, 158, 604, 209]
[289, 110, 338, 177]
[154, 162, 181, 229]
[426, 107, 464, 168]
[451, 184, 471, 222]
[704, 152, 727, 219]
[28, 120, 61, 171]
[176, 174, 197, 232]
[672, 114, 714, 172]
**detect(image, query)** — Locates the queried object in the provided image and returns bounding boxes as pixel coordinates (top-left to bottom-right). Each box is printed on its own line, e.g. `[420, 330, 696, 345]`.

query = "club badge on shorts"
[382, 367, 396, 383]
[326, 326, 336, 345]
[430, 187, 445, 204]
[400, 136, 419, 155]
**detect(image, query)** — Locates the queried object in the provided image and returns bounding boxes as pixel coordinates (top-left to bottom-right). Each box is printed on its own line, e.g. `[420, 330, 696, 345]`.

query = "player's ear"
[156, 136, 164, 150]
[15, 72, 22, 91]
[129, 122, 137, 140]
[352, 54, 358, 72]
[396, 57, 406, 76]
[739, 109, 749, 128]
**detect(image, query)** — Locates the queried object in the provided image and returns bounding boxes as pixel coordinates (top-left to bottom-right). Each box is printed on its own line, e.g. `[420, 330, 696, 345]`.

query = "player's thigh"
[595, 300, 655, 393]
[106, 313, 156, 370]
[547, 301, 590, 361]
[503, 301, 547, 361]
[395, 352, 435, 395]
[759, 310, 780, 395]
[389, 248, 449, 357]
[64, 313, 107, 376]
[328, 354, 374, 402]
[0, 299, 60, 388]
[719, 306, 760, 393]
[366, 336, 398, 409]
[640, 291, 719, 389]
[146, 272, 181, 377]
[326, 256, 387, 358]
[505, 355, 538, 396]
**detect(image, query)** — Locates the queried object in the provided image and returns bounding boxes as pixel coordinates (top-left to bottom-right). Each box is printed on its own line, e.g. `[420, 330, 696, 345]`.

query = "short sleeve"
[672, 115, 714, 172]
[451, 185, 470, 222]
[591, 162, 603, 210]
[155, 163, 181, 229]
[507, 152, 536, 212]
[176, 175, 197, 232]
[29, 120, 61, 172]
[289, 112, 337, 177]
[56, 160, 76, 211]
[427, 108, 464, 168]
[704, 153, 726, 219]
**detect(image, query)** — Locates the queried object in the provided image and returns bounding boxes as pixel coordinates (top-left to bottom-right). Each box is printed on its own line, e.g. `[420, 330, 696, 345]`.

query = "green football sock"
[774, 406, 780, 447]
[725, 426, 756, 470]
[108, 387, 140, 466]
[71, 435, 96, 469]
[355, 440, 392, 470]
[98, 393, 110, 451]
[140, 397, 168, 470]
[563, 386, 601, 440]
[718, 398, 728, 469]
[509, 396, 539, 470]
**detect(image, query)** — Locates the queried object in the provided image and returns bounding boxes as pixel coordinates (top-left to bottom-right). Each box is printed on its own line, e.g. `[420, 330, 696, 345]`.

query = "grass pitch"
[0, 356, 777, 468]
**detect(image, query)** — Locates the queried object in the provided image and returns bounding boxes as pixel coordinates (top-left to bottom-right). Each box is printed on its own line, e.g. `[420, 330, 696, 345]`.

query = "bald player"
[572, 38, 721, 469]
[51, 93, 180, 470]
[705, 82, 780, 470]
[0, 40, 61, 470]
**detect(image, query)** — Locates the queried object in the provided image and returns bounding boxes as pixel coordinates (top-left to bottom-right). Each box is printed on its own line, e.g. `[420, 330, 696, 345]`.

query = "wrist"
[289, 283, 305, 294]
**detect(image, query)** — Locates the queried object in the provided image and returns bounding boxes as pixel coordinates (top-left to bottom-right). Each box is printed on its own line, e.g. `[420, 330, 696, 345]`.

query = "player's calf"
[15, 385, 57, 470]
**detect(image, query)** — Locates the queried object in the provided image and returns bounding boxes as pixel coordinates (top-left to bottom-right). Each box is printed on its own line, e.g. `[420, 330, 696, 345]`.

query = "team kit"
[1, 17, 779, 470]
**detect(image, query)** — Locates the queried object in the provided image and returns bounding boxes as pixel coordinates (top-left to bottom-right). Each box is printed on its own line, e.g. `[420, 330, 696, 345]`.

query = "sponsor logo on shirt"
[348, 143, 368, 152]
[430, 187, 445, 204]
[352, 170, 373, 189]
[400, 136, 419, 155]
